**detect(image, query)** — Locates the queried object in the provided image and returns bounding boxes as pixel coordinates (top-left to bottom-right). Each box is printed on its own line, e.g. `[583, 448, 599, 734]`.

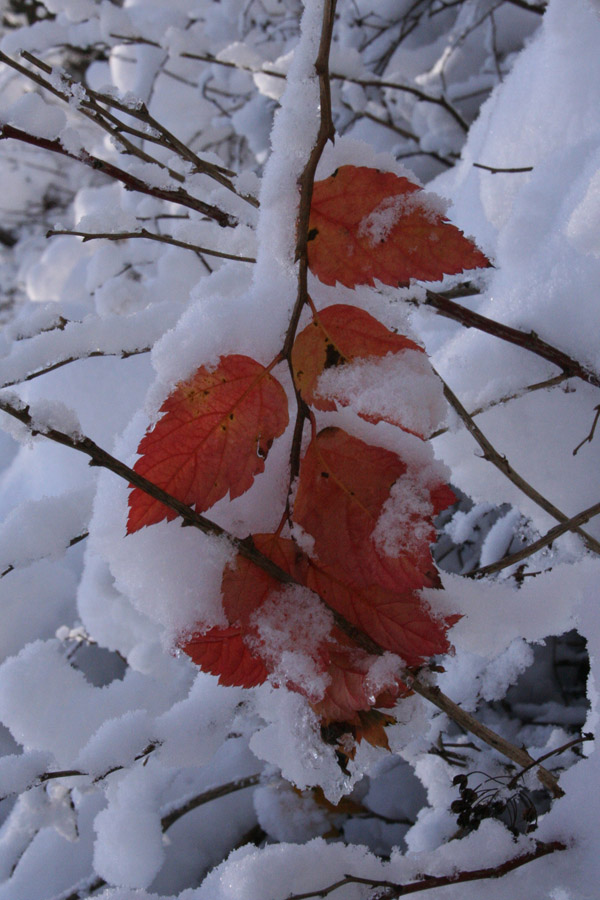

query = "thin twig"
[0, 531, 89, 578]
[180, 51, 469, 131]
[0, 347, 151, 390]
[47, 228, 256, 263]
[573, 404, 600, 456]
[421, 289, 600, 390]
[439, 375, 600, 557]
[0, 122, 236, 227]
[283, 841, 566, 900]
[405, 675, 562, 797]
[13, 50, 254, 206]
[473, 162, 533, 174]
[429, 373, 567, 439]
[507, 734, 593, 790]
[470, 499, 600, 578]
[161, 774, 261, 831]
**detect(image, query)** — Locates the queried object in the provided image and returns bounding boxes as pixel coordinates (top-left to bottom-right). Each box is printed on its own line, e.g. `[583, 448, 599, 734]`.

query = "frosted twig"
[47, 228, 256, 263]
[0, 347, 151, 390]
[0, 122, 236, 227]
[160, 774, 261, 831]
[0, 531, 88, 578]
[180, 51, 469, 130]
[421, 289, 600, 390]
[470, 499, 600, 577]
[430, 373, 568, 439]
[506, 733, 593, 789]
[281, 841, 566, 900]
[405, 676, 563, 797]
[438, 375, 600, 557]
[10, 50, 255, 206]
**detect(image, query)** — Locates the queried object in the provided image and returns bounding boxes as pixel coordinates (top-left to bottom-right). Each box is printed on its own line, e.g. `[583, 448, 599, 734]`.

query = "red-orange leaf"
[305, 562, 452, 665]
[308, 165, 490, 288]
[311, 640, 405, 725]
[292, 303, 426, 432]
[294, 427, 426, 593]
[127, 355, 289, 532]
[181, 624, 268, 688]
[294, 428, 455, 662]
[220, 533, 308, 625]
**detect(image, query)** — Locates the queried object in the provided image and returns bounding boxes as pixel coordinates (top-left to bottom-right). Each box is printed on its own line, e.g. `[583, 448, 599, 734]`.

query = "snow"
[0, 0, 599, 897]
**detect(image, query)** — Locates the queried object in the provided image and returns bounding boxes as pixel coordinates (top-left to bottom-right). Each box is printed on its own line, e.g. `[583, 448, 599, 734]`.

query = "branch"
[429, 373, 568, 439]
[0, 347, 151, 390]
[0, 122, 236, 227]
[181, 51, 469, 131]
[0, 530, 88, 578]
[470, 498, 600, 578]
[160, 773, 261, 831]
[506, 733, 593, 790]
[473, 162, 533, 174]
[47, 228, 256, 264]
[0, 393, 379, 655]
[283, 841, 566, 900]
[420, 289, 600, 390]
[439, 376, 600, 558]
[3, 50, 256, 207]
[405, 675, 562, 797]
[0, 393, 564, 792]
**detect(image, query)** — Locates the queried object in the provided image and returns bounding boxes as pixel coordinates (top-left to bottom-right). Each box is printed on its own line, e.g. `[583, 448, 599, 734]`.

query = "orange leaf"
[308, 165, 490, 288]
[181, 624, 268, 688]
[127, 355, 289, 532]
[292, 303, 427, 432]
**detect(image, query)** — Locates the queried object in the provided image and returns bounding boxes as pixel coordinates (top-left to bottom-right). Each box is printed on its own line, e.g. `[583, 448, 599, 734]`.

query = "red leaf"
[294, 428, 423, 592]
[294, 428, 455, 662]
[220, 533, 308, 625]
[311, 639, 406, 724]
[127, 355, 289, 532]
[308, 165, 490, 288]
[305, 563, 453, 665]
[291, 303, 427, 433]
[181, 624, 268, 688]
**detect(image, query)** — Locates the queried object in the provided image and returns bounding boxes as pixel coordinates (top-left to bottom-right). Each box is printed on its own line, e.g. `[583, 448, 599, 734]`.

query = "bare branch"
[439, 375, 600, 557]
[161, 774, 261, 832]
[470, 499, 600, 578]
[420, 289, 600, 390]
[406, 675, 563, 797]
[573, 404, 600, 456]
[474, 162, 534, 174]
[0, 531, 89, 579]
[0, 347, 151, 390]
[507, 733, 593, 790]
[0, 122, 236, 227]
[282, 841, 566, 900]
[47, 228, 256, 264]
[430, 373, 568, 439]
